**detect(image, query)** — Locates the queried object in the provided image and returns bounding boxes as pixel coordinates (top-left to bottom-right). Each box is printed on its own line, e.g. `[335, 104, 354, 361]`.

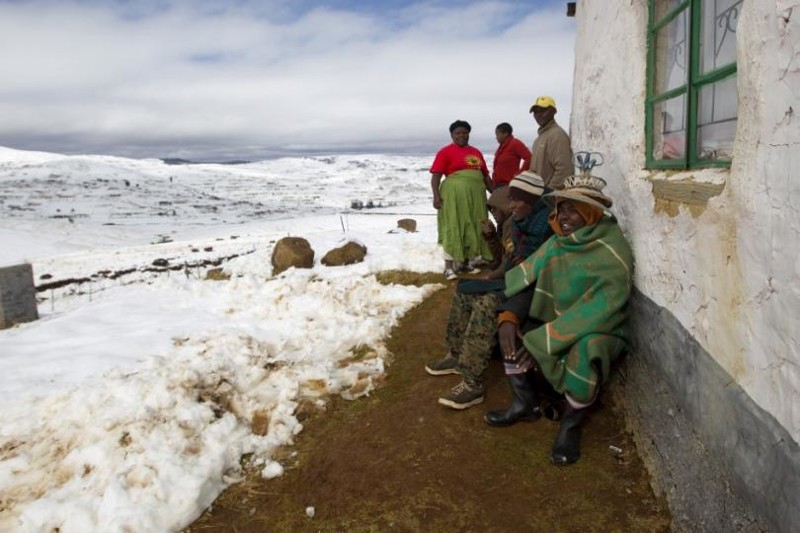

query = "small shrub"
[205, 268, 231, 281]
[374, 270, 442, 287]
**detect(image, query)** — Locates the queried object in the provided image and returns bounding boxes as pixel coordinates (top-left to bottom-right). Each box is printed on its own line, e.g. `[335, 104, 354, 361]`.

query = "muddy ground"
[189, 279, 670, 532]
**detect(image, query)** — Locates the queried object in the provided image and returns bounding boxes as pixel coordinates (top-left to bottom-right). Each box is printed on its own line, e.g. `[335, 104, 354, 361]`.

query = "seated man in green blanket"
[485, 171, 633, 466]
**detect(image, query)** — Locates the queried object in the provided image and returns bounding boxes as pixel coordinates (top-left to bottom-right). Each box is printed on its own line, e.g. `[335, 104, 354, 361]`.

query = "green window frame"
[646, 0, 742, 169]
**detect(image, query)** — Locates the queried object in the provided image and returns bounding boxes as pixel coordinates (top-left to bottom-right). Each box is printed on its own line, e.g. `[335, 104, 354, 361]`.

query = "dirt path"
[189, 280, 670, 532]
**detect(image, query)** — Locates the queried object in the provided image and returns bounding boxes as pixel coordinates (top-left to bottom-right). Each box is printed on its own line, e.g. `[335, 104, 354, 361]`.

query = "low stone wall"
[615, 289, 799, 533]
[0, 263, 39, 329]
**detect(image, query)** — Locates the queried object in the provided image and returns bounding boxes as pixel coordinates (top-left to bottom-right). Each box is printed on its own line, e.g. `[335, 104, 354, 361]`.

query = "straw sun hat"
[543, 174, 613, 211]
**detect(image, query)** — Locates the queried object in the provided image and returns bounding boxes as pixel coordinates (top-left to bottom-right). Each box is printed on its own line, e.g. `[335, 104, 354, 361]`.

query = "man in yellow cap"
[528, 96, 573, 190]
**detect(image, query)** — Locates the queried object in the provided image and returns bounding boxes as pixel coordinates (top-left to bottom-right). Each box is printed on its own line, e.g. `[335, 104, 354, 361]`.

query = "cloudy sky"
[0, 0, 575, 161]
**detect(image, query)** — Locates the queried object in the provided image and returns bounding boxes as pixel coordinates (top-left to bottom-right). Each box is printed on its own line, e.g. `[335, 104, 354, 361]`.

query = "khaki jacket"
[529, 120, 573, 190]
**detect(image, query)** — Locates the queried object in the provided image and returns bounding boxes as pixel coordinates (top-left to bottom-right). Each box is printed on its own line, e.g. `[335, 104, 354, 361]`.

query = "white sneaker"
[443, 268, 458, 280]
[467, 258, 487, 270]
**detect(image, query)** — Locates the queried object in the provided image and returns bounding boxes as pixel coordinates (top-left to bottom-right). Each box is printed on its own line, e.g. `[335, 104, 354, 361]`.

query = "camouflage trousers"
[444, 290, 502, 384]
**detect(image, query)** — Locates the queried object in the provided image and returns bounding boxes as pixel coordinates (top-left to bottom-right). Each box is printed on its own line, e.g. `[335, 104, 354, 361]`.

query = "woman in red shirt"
[492, 122, 532, 188]
[430, 120, 494, 279]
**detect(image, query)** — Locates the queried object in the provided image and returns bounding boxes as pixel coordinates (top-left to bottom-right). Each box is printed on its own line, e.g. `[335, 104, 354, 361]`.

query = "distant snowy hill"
[0, 146, 431, 226]
[0, 146, 433, 266]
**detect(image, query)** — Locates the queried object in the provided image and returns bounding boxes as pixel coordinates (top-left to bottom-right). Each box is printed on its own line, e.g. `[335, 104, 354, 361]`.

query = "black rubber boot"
[550, 404, 587, 465]
[543, 398, 566, 421]
[484, 372, 541, 427]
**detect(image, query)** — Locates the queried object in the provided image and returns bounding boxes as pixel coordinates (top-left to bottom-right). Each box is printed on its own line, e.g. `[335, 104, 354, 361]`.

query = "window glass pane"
[654, 8, 689, 94]
[654, 0, 686, 22]
[652, 95, 687, 161]
[697, 74, 737, 160]
[700, 0, 743, 73]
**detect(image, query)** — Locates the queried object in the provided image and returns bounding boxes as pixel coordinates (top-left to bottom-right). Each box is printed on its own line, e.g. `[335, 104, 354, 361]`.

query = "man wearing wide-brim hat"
[426, 171, 554, 410]
[485, 173, 634, 466]
[528, 95, 573, 190]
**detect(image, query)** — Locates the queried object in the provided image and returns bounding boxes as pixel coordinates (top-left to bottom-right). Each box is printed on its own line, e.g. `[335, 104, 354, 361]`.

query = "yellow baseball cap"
[529, 96, 556, 112]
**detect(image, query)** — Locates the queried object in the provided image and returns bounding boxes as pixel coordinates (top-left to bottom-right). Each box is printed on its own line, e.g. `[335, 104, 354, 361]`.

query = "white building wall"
[569, 0, 800, 443]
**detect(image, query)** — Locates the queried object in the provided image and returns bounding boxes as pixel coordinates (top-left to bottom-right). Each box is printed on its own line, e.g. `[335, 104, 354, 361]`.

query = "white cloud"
[0, 0, 575, 160]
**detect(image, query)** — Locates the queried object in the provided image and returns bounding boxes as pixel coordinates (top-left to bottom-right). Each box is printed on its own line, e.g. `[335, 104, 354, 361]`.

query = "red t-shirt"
[492, 135, 531, 186]
[430, 144, 489, 176]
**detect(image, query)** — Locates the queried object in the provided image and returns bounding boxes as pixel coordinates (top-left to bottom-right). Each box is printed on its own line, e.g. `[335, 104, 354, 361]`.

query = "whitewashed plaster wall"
[569, 0, 800, 443]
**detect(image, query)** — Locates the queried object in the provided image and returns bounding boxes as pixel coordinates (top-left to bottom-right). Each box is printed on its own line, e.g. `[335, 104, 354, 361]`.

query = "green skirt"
[437, 169, 492, 262]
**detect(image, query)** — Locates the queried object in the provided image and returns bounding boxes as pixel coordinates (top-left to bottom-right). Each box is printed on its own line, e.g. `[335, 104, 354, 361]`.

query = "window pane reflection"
[654, 8, 689, 94]
[653, 95, 687, 161]
[697, 74, 737, 160]
[700, 0, 742, 73]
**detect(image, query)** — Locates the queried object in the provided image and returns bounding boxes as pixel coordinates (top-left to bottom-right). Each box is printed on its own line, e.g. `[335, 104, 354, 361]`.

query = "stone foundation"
[616, 289, 799, 532]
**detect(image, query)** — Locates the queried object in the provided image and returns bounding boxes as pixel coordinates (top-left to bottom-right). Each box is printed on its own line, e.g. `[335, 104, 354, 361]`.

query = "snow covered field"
[0, 147, 446, 532]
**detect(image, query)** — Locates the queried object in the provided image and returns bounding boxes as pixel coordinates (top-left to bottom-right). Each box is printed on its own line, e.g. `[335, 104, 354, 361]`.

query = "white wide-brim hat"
[543, 174, 613, 210]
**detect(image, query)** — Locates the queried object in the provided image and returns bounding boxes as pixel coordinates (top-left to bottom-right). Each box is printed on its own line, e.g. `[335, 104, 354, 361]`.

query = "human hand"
[433, 196, 442, 209]
[498, 322, 519, 361]
[480, 219, 495, 237]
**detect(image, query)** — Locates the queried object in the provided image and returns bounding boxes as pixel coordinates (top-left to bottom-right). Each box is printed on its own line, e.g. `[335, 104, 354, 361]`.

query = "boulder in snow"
[271, 237, 315, 274]
[321, 241, 367, 267]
